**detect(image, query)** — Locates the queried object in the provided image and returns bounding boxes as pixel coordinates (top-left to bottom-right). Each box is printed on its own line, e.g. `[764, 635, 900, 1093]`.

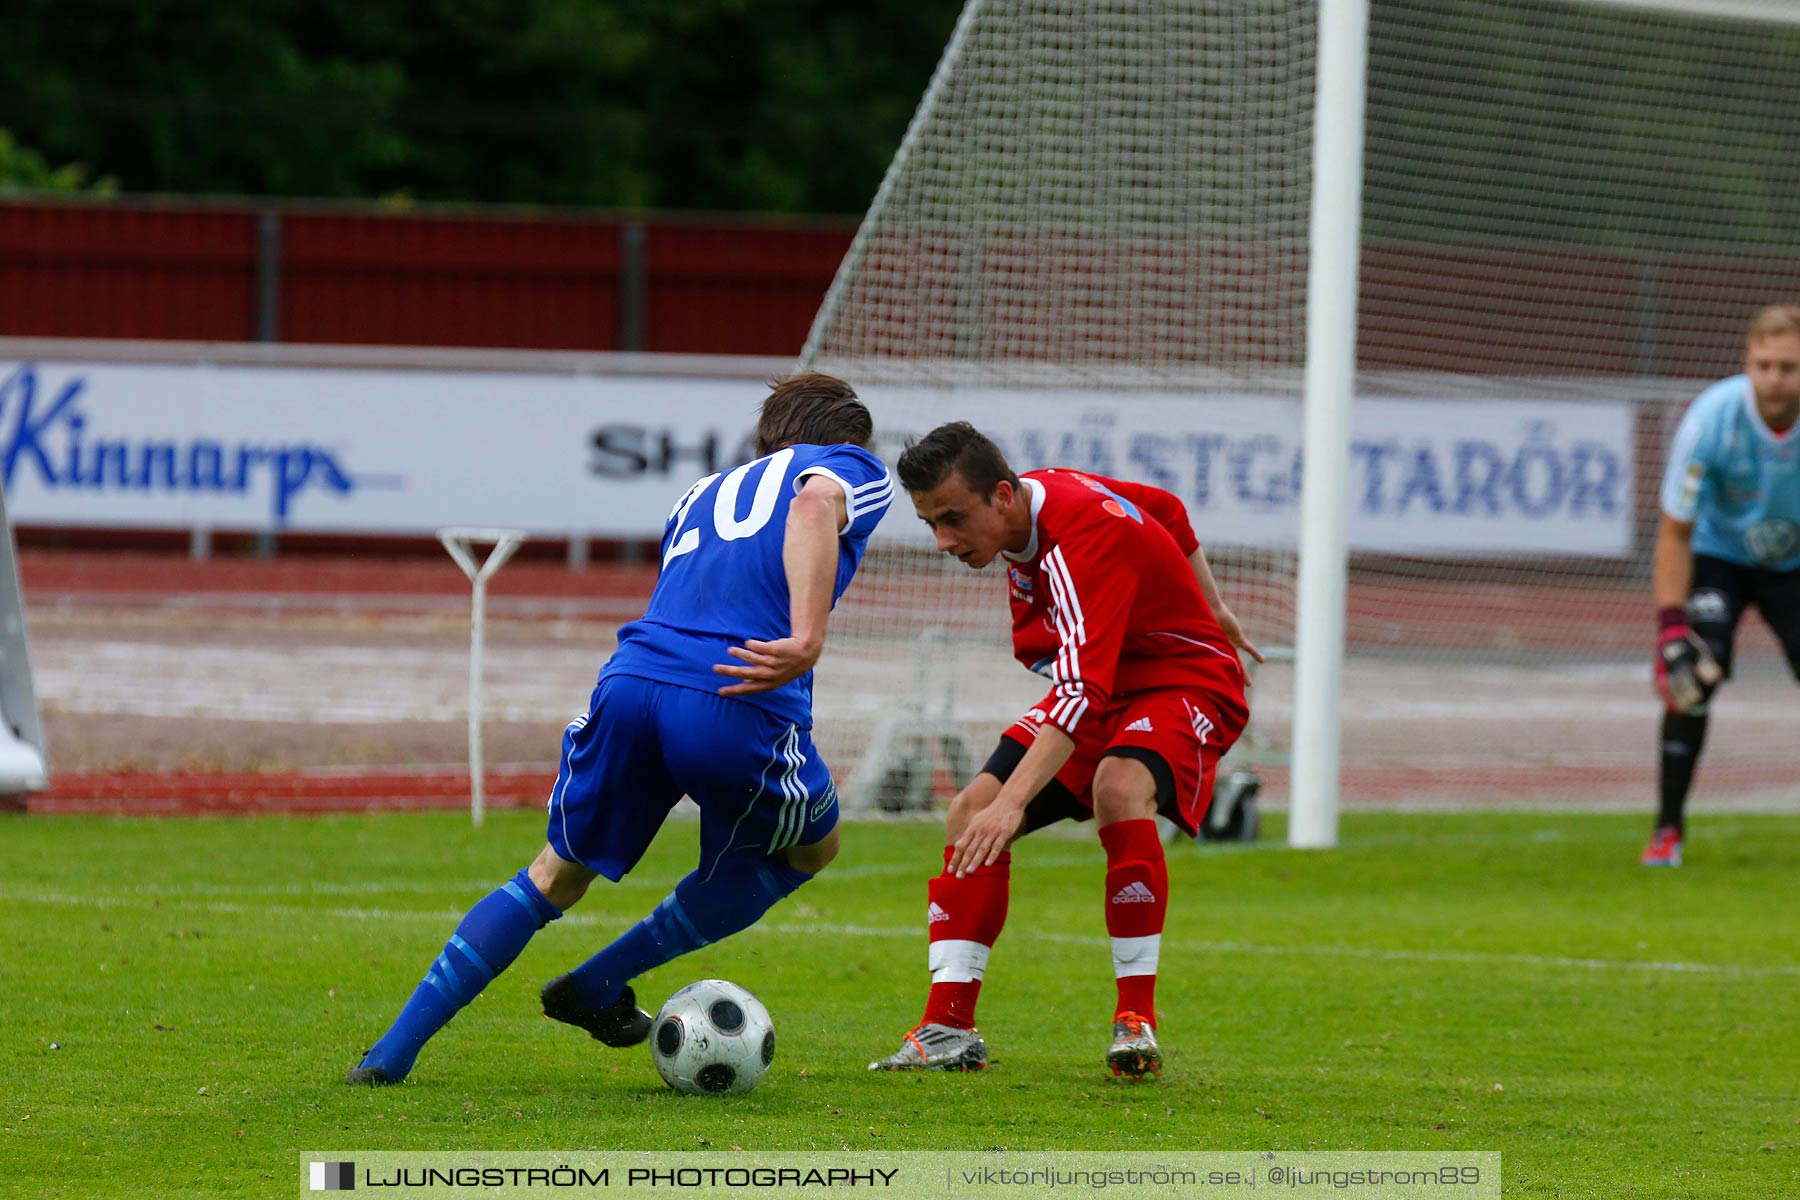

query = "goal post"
[804, 0, 1800, 827]
[1290, 0, 1370, 849]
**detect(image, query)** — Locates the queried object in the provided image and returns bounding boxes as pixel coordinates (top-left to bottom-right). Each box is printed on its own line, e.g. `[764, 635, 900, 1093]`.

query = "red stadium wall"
[1, 197, 1789, 373]
[0, 203, 263, 342]
[0, 198, 857, 357]
[641, 222, 855, 355]
[281, 212, 627, 350]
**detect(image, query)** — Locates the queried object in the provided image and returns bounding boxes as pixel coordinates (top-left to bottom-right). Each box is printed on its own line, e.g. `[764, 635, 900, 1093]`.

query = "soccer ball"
[650, 980, 775, 1096]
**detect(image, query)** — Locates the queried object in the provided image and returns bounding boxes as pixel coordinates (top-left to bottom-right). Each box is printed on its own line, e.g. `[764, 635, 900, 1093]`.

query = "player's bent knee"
[527, 843, 598, 910]
[1091, 756, 1159, 825]
[945, 773, 1004, 841]
[783, 824, 840, 874]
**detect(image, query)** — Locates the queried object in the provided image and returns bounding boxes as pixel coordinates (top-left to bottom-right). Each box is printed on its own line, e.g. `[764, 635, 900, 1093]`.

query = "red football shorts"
[1001, 686, 1249, 836]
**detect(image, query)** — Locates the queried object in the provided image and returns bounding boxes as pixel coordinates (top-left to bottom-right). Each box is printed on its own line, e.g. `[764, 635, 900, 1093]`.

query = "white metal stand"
[439, 527, 526, 827]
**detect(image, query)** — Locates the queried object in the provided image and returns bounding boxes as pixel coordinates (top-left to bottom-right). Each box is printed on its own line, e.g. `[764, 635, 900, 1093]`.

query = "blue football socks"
[564, 854, 813, 1011]
[357, 868, 562, 1081]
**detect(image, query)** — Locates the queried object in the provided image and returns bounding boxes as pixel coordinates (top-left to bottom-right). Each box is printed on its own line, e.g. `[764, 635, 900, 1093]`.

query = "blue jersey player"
[347, 374, 892, 1083]
[1646, 305, 1800, 867]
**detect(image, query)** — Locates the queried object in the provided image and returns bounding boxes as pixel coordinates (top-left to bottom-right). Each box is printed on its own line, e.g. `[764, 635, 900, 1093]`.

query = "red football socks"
[920, 846, 1010, 1030]
[1100, 818, 1167, 1020]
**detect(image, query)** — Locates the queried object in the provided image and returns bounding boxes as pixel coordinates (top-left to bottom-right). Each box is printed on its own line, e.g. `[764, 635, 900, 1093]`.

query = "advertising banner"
[0, 359, 1633, 556]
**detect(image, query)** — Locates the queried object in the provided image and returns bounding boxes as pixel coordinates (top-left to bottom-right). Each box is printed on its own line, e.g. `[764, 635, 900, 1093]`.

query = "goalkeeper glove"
[1655, 606, 1721, 714]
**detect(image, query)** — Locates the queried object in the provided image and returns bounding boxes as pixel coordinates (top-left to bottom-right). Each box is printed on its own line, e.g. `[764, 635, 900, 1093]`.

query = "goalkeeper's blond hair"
[1747, 304, 1800, 345]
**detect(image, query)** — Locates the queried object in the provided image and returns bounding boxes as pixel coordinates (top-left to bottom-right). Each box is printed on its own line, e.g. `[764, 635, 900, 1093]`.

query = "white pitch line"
[1014, 931, 1800, 980]
[6, 890, 1796, 981]
[0, 816, 1782, 904]
[28, 853, 1105, 900]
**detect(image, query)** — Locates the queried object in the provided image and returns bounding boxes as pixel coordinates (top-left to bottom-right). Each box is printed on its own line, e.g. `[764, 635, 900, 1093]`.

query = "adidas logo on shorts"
[1123, 717, 1154, 733]
[1110, 882, 1157, 904]
[928, 902, 950, 923]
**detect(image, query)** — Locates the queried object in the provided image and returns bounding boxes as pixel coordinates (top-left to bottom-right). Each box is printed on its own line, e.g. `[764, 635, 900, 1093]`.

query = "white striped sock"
[928, 939, 993, 984]
[1112, 933, 1161, 979]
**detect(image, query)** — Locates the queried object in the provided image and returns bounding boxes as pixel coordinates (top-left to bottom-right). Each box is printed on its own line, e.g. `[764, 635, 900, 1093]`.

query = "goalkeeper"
[1646, 303, 1800, 867]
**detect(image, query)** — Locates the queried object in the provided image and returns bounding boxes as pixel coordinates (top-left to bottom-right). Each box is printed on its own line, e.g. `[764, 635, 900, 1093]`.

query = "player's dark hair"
[896, 421, 1020, 498]
[755, 373, 872, 455]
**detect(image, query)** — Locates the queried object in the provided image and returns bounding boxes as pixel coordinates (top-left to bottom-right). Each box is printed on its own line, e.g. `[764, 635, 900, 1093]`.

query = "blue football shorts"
[545, 673, 840, 881]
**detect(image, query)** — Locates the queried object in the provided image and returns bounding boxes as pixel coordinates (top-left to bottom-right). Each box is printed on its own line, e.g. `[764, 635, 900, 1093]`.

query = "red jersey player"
[870, 421, 1260, 1079]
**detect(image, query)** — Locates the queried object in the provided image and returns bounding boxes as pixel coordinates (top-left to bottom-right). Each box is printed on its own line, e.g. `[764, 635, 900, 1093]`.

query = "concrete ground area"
[17, 549, 1799, 814]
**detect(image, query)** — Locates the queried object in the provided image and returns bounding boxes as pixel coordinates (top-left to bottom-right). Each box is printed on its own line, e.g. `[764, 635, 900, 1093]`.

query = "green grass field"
[3, 809, 1796, 1198]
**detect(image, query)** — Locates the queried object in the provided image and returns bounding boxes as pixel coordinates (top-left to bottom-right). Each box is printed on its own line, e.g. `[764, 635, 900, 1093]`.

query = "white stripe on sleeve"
[1041, 547, 1090, 731]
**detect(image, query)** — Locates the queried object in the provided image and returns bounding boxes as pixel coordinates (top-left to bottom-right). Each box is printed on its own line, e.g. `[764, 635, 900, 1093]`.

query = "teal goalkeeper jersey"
[1660, 375, 1800, 571]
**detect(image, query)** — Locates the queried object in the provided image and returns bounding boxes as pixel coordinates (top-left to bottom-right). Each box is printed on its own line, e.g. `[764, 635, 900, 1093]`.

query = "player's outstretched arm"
[1188, 544, 1263, 664]
[715, 475, 848, 696]
[948, 723, 1076, 877]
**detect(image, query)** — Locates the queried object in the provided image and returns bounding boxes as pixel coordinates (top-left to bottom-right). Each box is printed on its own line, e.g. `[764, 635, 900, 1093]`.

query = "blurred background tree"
[0, 127, 117, 194]
[0, 0, 962, 213]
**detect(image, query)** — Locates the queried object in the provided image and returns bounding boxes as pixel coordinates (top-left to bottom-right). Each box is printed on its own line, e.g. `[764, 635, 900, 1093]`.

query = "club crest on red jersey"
[1069, 473, 1144, 523]
[1008, 565, 1033, 600]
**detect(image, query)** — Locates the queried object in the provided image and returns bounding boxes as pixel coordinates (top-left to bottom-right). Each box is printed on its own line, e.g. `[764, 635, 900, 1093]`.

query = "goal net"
[805, 0, 1800, 813]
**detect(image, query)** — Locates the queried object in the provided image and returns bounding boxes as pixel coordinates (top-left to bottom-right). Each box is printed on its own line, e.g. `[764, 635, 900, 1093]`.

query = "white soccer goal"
[803, 0, 1800, 835]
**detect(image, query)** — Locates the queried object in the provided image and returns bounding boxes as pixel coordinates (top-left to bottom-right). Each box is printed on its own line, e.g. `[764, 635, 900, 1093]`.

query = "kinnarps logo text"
[0, 363, 393, 525]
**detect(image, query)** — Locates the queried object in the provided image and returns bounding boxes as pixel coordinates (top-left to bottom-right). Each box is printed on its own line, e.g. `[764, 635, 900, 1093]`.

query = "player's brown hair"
[755, 373, 872, 455]
[1747, 304, 1800, 345]
[896, 421, 1021, 498]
